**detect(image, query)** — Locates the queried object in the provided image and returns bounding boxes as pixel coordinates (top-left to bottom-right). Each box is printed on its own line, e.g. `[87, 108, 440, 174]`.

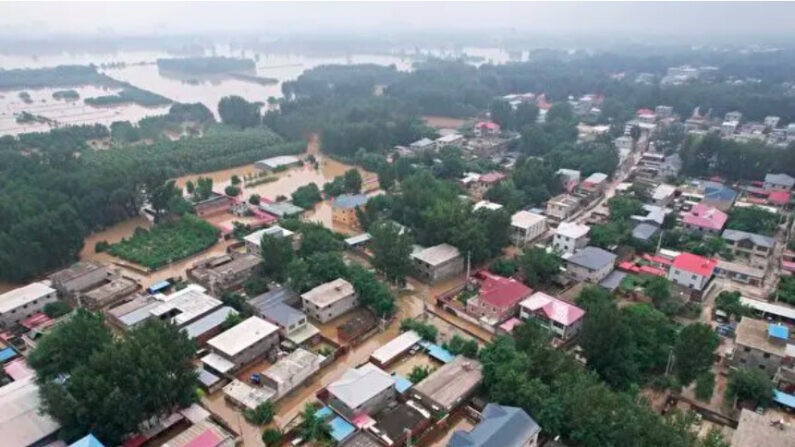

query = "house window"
[758, 365, 766, 371]
[763, 353, 770, 359]
[744, 347, 751, 352]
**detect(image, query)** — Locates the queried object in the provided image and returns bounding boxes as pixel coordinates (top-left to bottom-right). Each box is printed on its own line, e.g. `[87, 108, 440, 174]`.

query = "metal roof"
[566, 246, 617, 271]
[448, 404, 540, 447]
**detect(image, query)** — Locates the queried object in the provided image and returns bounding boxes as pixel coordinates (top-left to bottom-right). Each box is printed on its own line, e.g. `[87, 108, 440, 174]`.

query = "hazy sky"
[1, 2, 794, 38]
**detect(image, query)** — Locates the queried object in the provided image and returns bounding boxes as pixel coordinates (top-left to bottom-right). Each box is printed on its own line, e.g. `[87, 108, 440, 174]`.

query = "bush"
[43, 301, 71, 318]
[244, 401, 275, 425]
[400, 318, 438, 342]
[444, 334, 479, 358]
[225, 185, 241, 197]
[409, 365, 432, 383]
[249, 194, 261, 205]
[94, 241, 110, 253]
[261, 428, 283, 446]
[695, 372, 715, 401]
[489, 258, 518, 277]
[726, 367, 775, 407]
[230, 174, 241, 185]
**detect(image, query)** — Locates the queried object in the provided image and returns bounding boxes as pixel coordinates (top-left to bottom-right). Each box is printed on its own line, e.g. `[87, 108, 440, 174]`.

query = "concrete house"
[0, 282, 58, 329]
[721, 229, 775, 261]
[327, 363, 396, 420]
[244, 225, 297, 254]
[261, 348, 322, 400]
[579, 172, 608, 196]
[732, 318, 788, 378]
[565, 246, 616, 283]
[411, 356, 483, 413]
[301, 278, 357, 323]
[187, 253, 261, 295]
[519, 292, 585, 341]
[48, 261, 118, 299]
[204, 316, 280, 374]
[411, 244, 465, 284]
[553, 222, 590, 255]
[332, 194, 369, 228]
[466, 272, 533, 325]
[652, 184, 677, 207]
[764, 173, 795, 191]
[448, 404, 541, 447]
[81, 277, 138, 311]
[667, 252, 717, 291]
[510, 211, 547, 246]
[545, 194, 581, 221]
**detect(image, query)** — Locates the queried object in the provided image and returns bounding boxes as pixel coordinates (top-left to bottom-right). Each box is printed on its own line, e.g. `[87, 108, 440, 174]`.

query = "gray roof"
[183, 306, 238, 339]
[248, 286, 299, 312]
[448, 404, 540, 447]
[632, 223, 660, 241]
[567, 246, 617, 271]
[721, 229, 775, 248]
[260, 302, 305, 328]
[764, 173, 795, 187]
[599, 270, 627, 292]
[328, 363, 395, 409]
[259, 201, 304, 217]
[334, 194, 369, 210]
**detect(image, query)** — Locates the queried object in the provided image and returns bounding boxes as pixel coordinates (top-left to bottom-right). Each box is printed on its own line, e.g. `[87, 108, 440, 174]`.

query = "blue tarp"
[0, 347, 17, 363]
[768, 324, 789, 340]
[393, 374, 413, 393]
[773, 390, 795, 409]
[316, 406, 333, 419]
[69, 434, 105, 447]
[329, 416, 355, 442]
[420, 341, 455, 364]
[147, 280, 170, 294]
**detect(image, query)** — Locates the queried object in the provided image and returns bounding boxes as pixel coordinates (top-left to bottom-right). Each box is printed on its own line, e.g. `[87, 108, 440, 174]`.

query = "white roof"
[201, 353, 236, 374]
[244, 225, 295, 247]
[460, 172, 481, 185]
[511, 210, 546, 230]
[583, 172, 608, 184]
[0, 282, 55, 314]
[263, 348, 322, 386]
[150, 284, 222, 326]
[555, 222, 590, 239]
[436, 134, 463, 143]
[327, 363, 395, 409]
[411, 244, 461, 266]
[0, 378, 60, 447]
[371, 330, 421, 365]
[740, 297, 795, 320]
[652, 184, 676, 201]
[301, 278, 355, 307]
[207, 316, 279, 358]
[257, 155, 300, 169]
[223, 379, 275, 410]
[473, 200, 504, 212]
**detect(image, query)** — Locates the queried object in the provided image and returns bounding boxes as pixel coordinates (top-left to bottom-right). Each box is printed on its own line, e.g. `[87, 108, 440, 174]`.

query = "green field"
[107, 215, 219, 269]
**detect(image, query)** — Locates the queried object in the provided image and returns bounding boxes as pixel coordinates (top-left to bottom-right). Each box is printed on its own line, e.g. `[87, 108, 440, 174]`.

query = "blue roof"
[774, 390, 795, 409]
[704, 181, 737, 203]
[147, 280, 170, 293]
[69, 434, 105, 447]
[768, 324, 789, 340]
[448, 404, 540, 447]
[392, 374, 413, 393]
[420, 342, 455, 364]
[334, 194, 369, 210]
[329, 416, 355, 442]
[316, 406, 333, 419]
[0, 347, 17, 363]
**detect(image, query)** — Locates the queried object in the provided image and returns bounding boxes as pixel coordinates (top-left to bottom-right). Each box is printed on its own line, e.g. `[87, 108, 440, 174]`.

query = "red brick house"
[466, 271, 533, 325]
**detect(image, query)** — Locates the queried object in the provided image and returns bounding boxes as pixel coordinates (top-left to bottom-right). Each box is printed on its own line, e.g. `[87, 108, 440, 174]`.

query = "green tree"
[409, 365, 432, 383]
[287, 258, 311, 293]
[370, 220, 414, 284]
[249, 194, 261, 205]
[674, 323, 720, 385]
[185, 180, 195, 195]
[347, 264, 395, 317]
[489, 99, 514, 130]
[261, 428, 282, 446]
[699, 429, 730, 447]
[260, 232, 294, 281]
[299, 223, 342, 257]
[725, 367, 775, 407]
[343, 169, 362, 194]
[445, 334, 479, 358]
[225, 185, 241, 197]
[630, 125, 641, 142]
[490, 258, 518, 277]
[221, 312, 243, 330]
[643, 276, 677, 315]
[291, 183, 322, 208]
[519, 248, 562, 288]
[400, 318, 438, 342]
[715, 291, 752, 320]
[514, 102, 539, 129]
[218, 95, 261, 129]
[42, 301, 71, 318]
[726, 206, 779, 236]
[244, 401, 275, 425]
[230, 174, 241, 185]
[221, 292, 246, 312]
[437, 145, 465, 179]
[195, 177, 214, 201]
[607, 196, 644, 222]
[298, 404, 333, 445]
[695, 372, 715, 401]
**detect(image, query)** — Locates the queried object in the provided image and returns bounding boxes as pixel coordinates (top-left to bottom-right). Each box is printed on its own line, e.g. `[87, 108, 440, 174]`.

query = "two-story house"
[553, 222, 590, 255]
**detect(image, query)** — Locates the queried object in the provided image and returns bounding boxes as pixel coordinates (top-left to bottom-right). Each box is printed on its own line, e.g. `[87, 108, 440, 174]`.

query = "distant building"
[655, 105, 674, 119]
[466, 272, 533, 325]
[732, 318, 788, 378]
[553, 222, 590, 255]
[410, 138, 436, 151]
[545, 194, 581, 221]
[333, 194, 369, 227]
[725, 111, 743, 123]
[474, 121, 500, 137]
[410, 356, 483, 413]
[436, 133, 464, 148]
[448, 403, 541, 447]
[187, 253, 261, 295]
[473, 200, 504, 212]
[565, 246, 616, 283]
[510, 211, 547, 246]
[254, 155, 300, 171]
[259, 201, 304, 218]
[721, 229, 775, 262]
[411, 244, 465, 284]
[714, 260, 765, 287]
[301, 278, 357, 323]
[631, 204, 668, 226]
[149, 284, 222, 327]
[48, 261, 117, 299]
[194, 194, 235, 218]
[667, 252, 717, 291]
[370, 330, 422, 368]
[555, 169, 581, 193]
[327, 363, 396, 419]
[161, 421, 235, 447]
[81, 276, 138, 311]
[632, 223, 661, 243]
[682, 203, 727, 234]
[764, 173, 795, 191]
[519, 292, 585, 340]
[0, 282, 57, 329]
[579, 173, 608, 196]
[204, 316, 280, 374]
[764, 116, 781, 129]
[243, 225, 297, 254]
[651, 184, 677, 207]
[261, 348, 322, 400]
[182, 306, 239, 346]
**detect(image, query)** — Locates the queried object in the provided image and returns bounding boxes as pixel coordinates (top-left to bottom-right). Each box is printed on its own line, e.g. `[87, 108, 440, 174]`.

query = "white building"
[327, 363, 396, 419]
[667, 253, 717, 291]
[473, 200, 504, 212]
[553, 222, 590, 255]
[301, 278, 357, 323]
[150, 284, 222, 328]
[764, 173, 795, 192]
[0, 378, 60, 447]
[205, 316, 280, 372]
[519, 292, 585, 341]
[565, 247, 616, 283]
[0, 282, 57, 329]
[510, 211, 547, 246]
[244, 225, 297, 254]
[545, 194, 581, 221]
[254, 155, 301, 171]
[651, 184, 677, 207]
[411, 244, 465, 284]
[261, 348, 322, 400]
[435, 133, 464, 148]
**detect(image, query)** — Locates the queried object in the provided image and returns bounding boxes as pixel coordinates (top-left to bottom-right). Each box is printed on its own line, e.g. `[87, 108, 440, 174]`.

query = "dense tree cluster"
[156, 56, 255, 74]
[28, 311, 197, 445]
[84, 84, 171, 107]
[218, 95, 263, 129]
[726, 206, 780, 236]
[681, 133, 795, 181]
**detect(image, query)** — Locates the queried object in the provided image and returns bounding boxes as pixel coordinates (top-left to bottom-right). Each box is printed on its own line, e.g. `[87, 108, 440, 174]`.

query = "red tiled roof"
[521, 292, 585, 326]
[20, 312, 52, 330]
[475, 121, 500, 130]
[639, 266, 667, 277]
[768, 190, 791, 205]
[637, 108, 655, 116]
[476, 271, 533, 309]
[683, 204, 727, 231]
[618, 261, 640, 273]
[499, 317, 522, 333]
[672, 252, 717, 277]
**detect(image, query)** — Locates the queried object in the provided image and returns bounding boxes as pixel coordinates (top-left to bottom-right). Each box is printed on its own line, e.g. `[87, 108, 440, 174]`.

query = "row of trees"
[681, 133, 795, 181]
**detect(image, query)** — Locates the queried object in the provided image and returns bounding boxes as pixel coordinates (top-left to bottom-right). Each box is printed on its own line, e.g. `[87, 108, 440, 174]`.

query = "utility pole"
[466, 250, 471, 280]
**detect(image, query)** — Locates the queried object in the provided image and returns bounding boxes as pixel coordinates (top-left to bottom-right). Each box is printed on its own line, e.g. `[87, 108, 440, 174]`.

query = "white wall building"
[301, 278, 358, 323]
[510, 211, 547, 246]
[205, 316, 280, 371]
[553, 222, 590, 255]
[0, 282, 57, 329]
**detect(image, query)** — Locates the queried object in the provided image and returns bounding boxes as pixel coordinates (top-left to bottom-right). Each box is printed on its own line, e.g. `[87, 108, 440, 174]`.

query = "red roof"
[521, 292, 585, 326]
[783, 260, 795, 273]
[636, 108, 655, 116]
[499, 317, 523, 333]
[476, 271, 533, 309]
[20, 312, 52, 330]
[639, 266, 667, 277]
[183, 429, 223, 447]
[478, 172, 507, 184]
[768, 190, 791, 205]
[672, 252, 717, 277]
[475, 121, 500, 131]
[683, 204, 727, 231]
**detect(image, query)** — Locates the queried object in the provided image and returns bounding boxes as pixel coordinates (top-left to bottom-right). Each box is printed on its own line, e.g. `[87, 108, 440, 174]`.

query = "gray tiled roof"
[764, 173, 795, 187]
[567, 246, 617, 271]
[448, 404, 540, 447]
[260, 302, 305, 328]
[721, 229, 775, 248]
[632, 223, 660, 241]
